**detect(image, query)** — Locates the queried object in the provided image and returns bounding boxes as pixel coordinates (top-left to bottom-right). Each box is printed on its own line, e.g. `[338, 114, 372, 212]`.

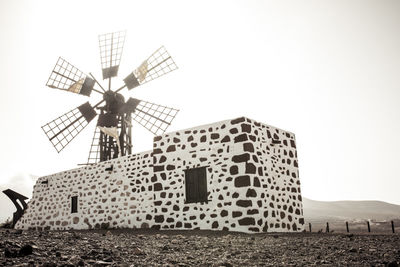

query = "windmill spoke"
[89, 73, 107, 93]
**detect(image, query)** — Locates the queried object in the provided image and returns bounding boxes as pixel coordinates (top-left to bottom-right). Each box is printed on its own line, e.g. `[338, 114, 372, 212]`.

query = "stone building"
[16, 117, 304, 233]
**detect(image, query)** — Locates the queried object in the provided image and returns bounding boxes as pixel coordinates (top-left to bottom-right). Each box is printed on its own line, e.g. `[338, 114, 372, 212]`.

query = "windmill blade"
[119, 97, 141, 114]
[121, 98, 179, 135]
[124, 46, 178, 90]
[46, 57, 95, 96]
[99, 31, 126, 79]
[41, 102, 97, 153]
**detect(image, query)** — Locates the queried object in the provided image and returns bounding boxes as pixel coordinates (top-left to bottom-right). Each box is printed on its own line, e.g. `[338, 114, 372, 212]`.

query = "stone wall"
[16, 117, 304, 233]
[16, 151, 153, 230]
[152, 117, 304, 232]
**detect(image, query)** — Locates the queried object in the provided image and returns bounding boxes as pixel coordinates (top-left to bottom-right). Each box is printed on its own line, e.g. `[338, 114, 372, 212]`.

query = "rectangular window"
[71, 196, 78, 213]
[185, 167, 208, 203]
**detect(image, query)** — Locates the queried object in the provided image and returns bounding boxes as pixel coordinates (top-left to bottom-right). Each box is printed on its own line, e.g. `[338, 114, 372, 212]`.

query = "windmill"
[41, 31, 178, 164]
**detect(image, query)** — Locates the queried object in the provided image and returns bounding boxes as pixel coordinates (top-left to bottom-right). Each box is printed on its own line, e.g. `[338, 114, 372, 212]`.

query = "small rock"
[5, 247, 18, 258]
[94, 260, 113, 266]
[19, 244, 33, 256]
[88, 249, 100, 256]
[103, 256, 113, 262]
[387, 261, 399, 267]
[132, 247, 145, 255]
[349, 247, 357, 253]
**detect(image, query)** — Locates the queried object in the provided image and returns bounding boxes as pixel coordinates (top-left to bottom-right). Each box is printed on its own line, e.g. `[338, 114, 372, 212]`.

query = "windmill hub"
[102, 91, 125, 114]
[41, 31, 179, 164]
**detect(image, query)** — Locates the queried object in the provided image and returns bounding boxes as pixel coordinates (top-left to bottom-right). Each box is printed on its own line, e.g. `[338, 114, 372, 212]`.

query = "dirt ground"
[1, 228, 399, 266]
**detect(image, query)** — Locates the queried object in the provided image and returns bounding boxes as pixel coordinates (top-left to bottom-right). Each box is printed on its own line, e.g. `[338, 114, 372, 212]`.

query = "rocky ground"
[1, 228, 399, 266]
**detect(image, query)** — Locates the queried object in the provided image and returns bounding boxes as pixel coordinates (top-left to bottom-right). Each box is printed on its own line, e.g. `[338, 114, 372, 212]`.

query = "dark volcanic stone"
[234, 175, 250, 187]
[155, 215, 164, 223]
[211, 133, 220, 139]
[5, 247, 17, 258]
[246, 188, 257, 197]
[238, 217, 256, 226]
[243, 142, 254, 152]
[231, 117, 245, 124]
[221, 135, 231, 143]
[166, 145, 176, 152]
[154, 183, 163, 191]
[236, 200, 252, 207]
[234, 134, 248, 143]
[241, 123, 251, 133]
[232, 211, 242, 218]
[232, 153, 250, 163]
[245, 163, 256, 174]
[154, 165, 164, 172]
[19, 244, 33, 256]
[230, 165, 238, 175]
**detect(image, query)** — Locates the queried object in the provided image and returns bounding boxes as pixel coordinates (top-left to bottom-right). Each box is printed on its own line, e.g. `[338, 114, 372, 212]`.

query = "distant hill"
[303, 197, 400, 222]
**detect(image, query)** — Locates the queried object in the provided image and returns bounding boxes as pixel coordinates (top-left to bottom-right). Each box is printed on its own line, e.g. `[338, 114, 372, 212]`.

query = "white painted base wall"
[16, 117, 305, 233]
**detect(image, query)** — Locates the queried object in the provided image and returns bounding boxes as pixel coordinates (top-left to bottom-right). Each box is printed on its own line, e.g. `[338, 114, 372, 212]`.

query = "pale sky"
[1, 0, 399, 221]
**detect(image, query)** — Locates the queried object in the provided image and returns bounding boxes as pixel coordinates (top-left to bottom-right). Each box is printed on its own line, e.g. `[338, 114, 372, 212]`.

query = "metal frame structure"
[42, 31, 179, 164]
[2, 189, 28, 227]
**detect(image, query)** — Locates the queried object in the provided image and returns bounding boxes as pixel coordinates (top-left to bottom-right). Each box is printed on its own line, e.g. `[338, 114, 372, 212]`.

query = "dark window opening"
[272, 139, 281, 145]
[41, 180, 48, 184]
[105, 165, 113, 171]
[185, 166, 208, 203]
[71, 196, 78, 213]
